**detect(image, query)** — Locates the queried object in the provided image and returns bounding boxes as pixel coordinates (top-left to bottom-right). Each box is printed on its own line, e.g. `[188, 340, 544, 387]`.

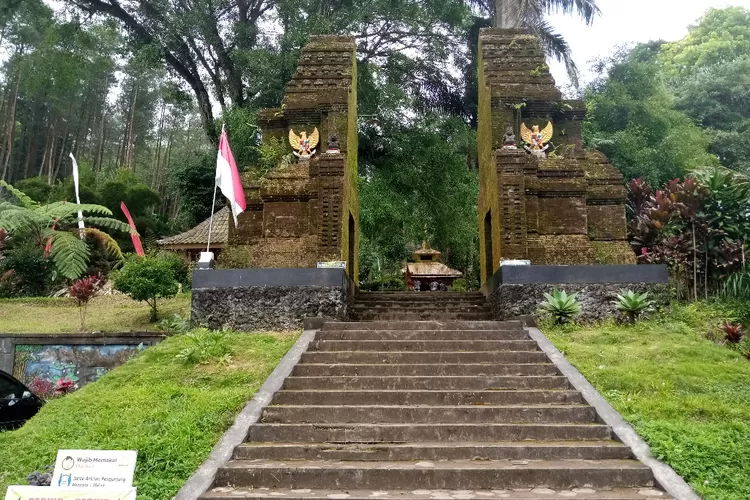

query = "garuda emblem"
[289, 127, 320, 159]
[520, 121, 553, 157]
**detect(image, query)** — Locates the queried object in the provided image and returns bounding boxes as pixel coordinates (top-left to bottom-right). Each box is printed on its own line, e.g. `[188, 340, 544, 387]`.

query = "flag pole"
[206, 123, 225, 253]
[206, 182, 219, 253]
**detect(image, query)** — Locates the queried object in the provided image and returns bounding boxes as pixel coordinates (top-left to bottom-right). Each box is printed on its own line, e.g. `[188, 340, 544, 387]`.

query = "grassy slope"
[0, 331, 298, 499]
[0, 294, 190, 333]
[545, 302, 750, 500]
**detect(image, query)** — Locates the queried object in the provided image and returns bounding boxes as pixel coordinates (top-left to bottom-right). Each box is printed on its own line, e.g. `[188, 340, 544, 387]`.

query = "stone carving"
[289, 127, 320, 159]
[521, 121, 553, 158]
[326, 134, 341, 154]
[502, 126, 517, 149]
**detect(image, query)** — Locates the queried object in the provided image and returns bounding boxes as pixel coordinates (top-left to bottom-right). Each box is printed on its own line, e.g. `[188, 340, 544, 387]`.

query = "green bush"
[360, 275, 407, 291]
[175, 329, 233, 365]
[541, 288, 581, 325]
[614, 289, 654, 323]
[449, 278, 468, 292]
[0, 244, 58, 297]
[113, 255, 180, 322]
[156, 251, 191, 287]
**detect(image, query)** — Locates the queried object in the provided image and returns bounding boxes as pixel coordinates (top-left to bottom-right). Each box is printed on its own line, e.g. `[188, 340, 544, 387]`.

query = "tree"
[113, 254, 180, 322]
[64, 0, 473, 143]
[359, 115, 479, 285]
[660, 7, 750, 176]
[0, 180, 130, 279]
[585, 43, 718, 186]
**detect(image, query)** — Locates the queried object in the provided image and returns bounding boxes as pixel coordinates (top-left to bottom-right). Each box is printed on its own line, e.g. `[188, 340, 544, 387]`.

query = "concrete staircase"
[350, 292, 493, 321]
[201, 320, 670, 499]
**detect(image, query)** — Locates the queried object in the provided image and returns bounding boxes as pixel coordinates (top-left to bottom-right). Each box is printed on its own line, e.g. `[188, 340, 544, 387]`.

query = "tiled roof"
[157, 207, 229, 248]
[402, 262, 463, 278]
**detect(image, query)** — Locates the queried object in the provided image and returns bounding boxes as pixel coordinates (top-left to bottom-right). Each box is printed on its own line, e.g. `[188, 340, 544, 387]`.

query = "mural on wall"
[13, 344, 145, 398]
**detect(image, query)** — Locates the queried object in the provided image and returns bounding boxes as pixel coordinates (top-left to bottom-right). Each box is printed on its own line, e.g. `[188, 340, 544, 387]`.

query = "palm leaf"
[83, 227, 125, 261]
[533, 20, 579, 87]
[0, 180, 38, 208]
[49, 230, 91, 280]
[540, 0, 600, 25]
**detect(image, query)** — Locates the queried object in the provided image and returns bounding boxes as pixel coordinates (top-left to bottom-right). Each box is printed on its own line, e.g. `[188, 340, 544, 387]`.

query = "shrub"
[158, 314, 192, 335]
[360, 275, 407, 291]
[156, 251, 191, 288]
[450, 278, 468, 292]
[175, 329, 232, 365]
[0, 243, 56, 297]
[68, 274, 104, 332]
[721, 321, 744, 344]
[614, 289, 654, 323]
[541, 288, 581, 325]
[723, 266, 750, 300]
[113, 255, 179, 322]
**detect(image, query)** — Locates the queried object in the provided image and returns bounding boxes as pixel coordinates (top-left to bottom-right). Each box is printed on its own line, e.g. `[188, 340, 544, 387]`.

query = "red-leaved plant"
[721, 321, 744, 344]
[69, 274, 103, 332]
[54, 378, 76, 396]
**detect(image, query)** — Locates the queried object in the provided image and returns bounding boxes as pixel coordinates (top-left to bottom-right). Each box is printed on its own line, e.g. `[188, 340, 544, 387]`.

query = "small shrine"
[402, 242, 462, 291]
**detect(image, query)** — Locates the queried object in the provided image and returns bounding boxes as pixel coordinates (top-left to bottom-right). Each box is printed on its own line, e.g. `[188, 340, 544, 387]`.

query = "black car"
[0, 370, 43, 430]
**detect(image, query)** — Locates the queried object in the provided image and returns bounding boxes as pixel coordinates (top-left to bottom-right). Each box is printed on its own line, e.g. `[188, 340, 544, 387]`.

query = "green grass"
[0, 331, 299, 499]
[0, 294, 191, 333]
[544, 301, 750, 500]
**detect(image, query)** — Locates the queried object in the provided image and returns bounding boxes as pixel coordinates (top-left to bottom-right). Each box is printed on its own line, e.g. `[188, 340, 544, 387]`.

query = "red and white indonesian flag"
[216, 127, 246, 225]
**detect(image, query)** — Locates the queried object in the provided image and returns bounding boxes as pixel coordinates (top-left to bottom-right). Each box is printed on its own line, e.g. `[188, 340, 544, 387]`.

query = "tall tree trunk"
[494, 0, 523, 28]
[1, 73, 20, 181]
[125, 86, 138, 170]
[96, 109, 106, 175]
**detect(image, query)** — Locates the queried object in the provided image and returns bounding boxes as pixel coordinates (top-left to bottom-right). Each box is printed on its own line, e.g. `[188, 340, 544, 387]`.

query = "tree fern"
[1, 184, 129, 281]
[85, 217, 133, 234]
[49, 230, 91, 280]
[84, 227, 124, 261]
[0, 180, 37, 208]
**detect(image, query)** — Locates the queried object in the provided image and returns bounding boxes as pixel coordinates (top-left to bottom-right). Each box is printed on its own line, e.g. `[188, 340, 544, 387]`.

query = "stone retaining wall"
[483, 264, 670, 322]
[191, 268, 353, 332]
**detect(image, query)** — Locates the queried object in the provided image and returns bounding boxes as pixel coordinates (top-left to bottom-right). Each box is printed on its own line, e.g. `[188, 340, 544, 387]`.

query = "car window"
[0, 374, 25, 399]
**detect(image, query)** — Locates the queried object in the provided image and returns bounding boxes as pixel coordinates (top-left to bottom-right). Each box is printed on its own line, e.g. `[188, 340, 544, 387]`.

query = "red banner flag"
[120, 202, 145, 257]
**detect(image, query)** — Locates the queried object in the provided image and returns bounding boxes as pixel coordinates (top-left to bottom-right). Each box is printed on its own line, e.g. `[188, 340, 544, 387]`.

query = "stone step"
[213, 459, 655, 490]
[260, 405, 597, 424]
[202, 486, 672, 500]
[350, 304, 491, 312]
[300, 351, 549, 364]
[350, 312, 495, 321]
[292, 363, 559, 377]
[308, 340, 540, 352]
[233, 441, 634, 461]
[357, 292, 486, 301]
[322, 322, 520, 331]
[315, 330, 529, 340]
[271, 390, 584, 406]
[247, 423, 613, 442]
[283, 376, 569, 391]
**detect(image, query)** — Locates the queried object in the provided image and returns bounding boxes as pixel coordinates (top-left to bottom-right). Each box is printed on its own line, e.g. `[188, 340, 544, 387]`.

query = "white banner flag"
[69, 153, 85, 234]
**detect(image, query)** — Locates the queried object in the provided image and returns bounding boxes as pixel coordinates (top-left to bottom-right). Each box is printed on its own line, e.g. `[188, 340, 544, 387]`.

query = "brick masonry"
[227, 36, 360, 281]
[478, 29, 635, 285]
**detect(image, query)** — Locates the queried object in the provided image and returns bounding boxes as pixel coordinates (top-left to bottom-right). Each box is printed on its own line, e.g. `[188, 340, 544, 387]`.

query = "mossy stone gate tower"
[477, 29, 635, 284]
[228, 36, 360, 281]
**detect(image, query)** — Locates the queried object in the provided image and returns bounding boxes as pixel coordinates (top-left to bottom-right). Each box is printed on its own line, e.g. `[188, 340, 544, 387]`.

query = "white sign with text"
[52, 450, 137, 489]
[5, 485, 137, 500]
